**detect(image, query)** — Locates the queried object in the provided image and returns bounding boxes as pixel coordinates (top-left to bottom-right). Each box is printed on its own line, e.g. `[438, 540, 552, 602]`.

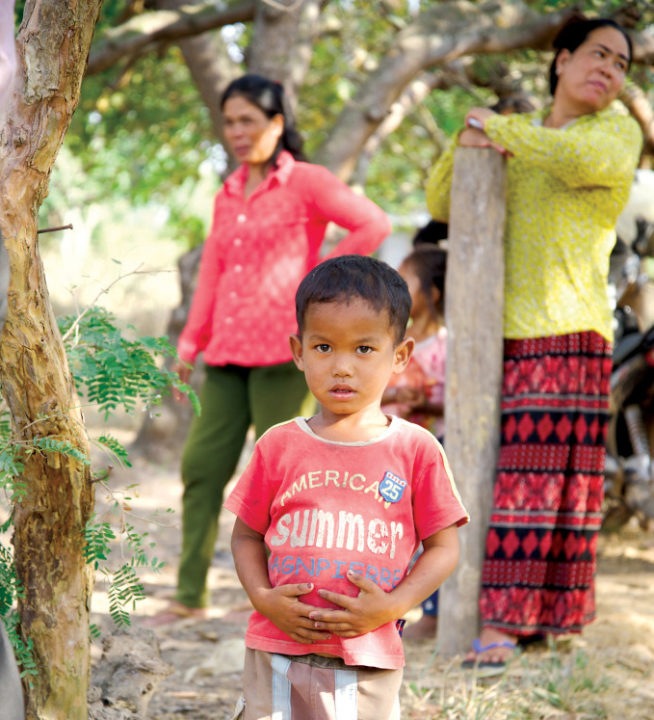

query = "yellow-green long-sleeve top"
[425, 107, 643, 342]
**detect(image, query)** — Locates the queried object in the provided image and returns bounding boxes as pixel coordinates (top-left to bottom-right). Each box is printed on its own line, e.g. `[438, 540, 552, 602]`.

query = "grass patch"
[402, 640, 611, 719]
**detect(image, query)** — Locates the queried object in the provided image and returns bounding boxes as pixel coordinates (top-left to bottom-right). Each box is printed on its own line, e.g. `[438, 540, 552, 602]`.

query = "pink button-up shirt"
[178, 152, 391, 367]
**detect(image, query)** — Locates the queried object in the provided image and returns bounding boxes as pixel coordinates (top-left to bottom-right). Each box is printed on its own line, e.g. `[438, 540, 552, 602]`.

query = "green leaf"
[96, 434, 132, 468]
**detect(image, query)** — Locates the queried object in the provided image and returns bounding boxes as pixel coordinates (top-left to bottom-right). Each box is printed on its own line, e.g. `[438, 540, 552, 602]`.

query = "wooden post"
[438, 147, 506, 656]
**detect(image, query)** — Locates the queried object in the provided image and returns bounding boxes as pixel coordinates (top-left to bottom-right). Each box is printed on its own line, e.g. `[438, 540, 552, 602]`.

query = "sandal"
[461, 637, 517, 674]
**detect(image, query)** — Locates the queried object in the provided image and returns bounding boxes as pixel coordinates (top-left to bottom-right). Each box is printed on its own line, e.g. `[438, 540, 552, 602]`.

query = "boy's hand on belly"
[257, 582, 332, 644]
[310, 571, 395, 638]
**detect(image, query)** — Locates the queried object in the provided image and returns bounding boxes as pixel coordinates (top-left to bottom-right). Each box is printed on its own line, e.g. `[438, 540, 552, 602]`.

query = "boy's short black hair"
[295, 255, 411, 345]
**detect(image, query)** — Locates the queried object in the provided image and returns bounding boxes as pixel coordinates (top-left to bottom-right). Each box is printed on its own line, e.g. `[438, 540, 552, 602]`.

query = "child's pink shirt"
[384, 327, 447, 437]
[224, 416, 468, 669]
[177, 152, 390, 366]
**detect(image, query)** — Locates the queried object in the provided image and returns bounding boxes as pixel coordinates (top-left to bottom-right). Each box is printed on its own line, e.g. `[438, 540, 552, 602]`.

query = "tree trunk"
[438, 147, 506, 655]
[0, 2, 102, 718]
[0, 238, 8, 333]
[248, 0, 322, 103]
[154, 0, 243, 142]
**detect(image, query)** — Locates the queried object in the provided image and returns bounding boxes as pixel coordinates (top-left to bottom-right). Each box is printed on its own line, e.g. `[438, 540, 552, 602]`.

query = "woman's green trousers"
[176, 361, 311, 608]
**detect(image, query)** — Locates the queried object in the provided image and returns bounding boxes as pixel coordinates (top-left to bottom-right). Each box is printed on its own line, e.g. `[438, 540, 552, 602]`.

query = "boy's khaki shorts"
[236, 648, 403, 720]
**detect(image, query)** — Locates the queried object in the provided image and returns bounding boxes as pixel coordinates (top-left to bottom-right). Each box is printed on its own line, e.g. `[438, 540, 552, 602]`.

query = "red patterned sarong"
[479, 331, 612, 635]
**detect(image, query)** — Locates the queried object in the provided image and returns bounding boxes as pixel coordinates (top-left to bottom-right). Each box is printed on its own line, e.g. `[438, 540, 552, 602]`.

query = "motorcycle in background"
[603, 217, 654, 530]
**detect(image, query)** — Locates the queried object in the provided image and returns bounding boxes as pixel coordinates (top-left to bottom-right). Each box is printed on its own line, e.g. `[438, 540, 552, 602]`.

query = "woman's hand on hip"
[172, 361, 193, 403]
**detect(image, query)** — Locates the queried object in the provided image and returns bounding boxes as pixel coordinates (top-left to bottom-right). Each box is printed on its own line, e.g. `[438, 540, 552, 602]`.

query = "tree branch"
[86, 0, 256, 75]
[351, 72, 445, 188]
[631, 24, 654, 65]
[313, 0, 576, 178]
[620, 83, 654, 152]
[153, 0, 240, 141]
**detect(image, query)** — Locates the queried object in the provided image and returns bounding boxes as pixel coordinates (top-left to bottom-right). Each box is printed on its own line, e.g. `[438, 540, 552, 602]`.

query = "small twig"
[96, 479, 178, 530]
[91, 465, 114, 484]
[37, 224, 73, 235]
[260, 0, 304, 11]
[60, 264, 174, 344]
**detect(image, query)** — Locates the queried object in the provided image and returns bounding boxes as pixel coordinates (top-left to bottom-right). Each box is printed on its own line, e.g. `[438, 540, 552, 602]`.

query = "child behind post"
[382, 244, 448, 640]
[224, 254, 468, 720]
[382, 245, 447, 440]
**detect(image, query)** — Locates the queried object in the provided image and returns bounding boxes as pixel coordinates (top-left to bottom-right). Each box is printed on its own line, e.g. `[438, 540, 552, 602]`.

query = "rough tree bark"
[438, 147, 506, 655]
[0, 1, 102, 718]
[0, 240, 8, 332]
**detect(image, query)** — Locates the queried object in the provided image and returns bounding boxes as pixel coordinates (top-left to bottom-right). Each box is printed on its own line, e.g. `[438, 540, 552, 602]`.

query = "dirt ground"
[89, 447, 654, 720]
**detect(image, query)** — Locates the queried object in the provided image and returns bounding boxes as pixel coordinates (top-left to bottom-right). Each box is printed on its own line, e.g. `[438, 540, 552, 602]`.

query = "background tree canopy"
[25, 0, 654, 252]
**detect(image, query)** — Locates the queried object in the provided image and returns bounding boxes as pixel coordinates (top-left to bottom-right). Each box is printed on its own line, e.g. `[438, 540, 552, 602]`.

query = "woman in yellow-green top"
[426, 17, 642, 670]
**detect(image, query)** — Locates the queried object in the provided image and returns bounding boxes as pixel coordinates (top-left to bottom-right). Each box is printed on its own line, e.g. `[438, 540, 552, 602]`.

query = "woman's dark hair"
[402, 246, 447, 319]
[295, 255, 411, 345]
[220, 74, 306, 162]
[549, 18, 633, 95]
[490, 96, 536, 115]
[412, 220, 448, 247]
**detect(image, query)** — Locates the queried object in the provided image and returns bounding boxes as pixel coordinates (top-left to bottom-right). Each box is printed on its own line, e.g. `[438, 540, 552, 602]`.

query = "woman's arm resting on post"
[484, 111, 642, 189]
[425, 117, 509, 222]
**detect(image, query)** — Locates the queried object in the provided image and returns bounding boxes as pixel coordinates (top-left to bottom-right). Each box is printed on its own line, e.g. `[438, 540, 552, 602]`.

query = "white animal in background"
[616, 169, 654, 245]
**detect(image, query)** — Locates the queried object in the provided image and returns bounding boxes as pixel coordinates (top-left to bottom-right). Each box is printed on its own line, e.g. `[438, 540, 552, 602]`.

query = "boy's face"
[290, 297, 413, 421]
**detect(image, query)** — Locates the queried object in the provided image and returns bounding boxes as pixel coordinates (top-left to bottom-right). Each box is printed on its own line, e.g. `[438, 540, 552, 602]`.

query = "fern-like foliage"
[1, 303, 199, 677]
[0, 407, 26, 502]
[96, 434, 132, 468]
[58, 306, 199, 419]
[0, 541, 20, 618]
[84, 521, 116, 569]
[0, 541, 36, 679]
[3, 612, 38, 680]
[87, 520, 163, 628]
[31, 436, 90, 464]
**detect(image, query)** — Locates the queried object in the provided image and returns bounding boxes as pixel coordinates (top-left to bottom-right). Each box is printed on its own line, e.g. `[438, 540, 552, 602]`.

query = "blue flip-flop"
[461, 637, 517, 672]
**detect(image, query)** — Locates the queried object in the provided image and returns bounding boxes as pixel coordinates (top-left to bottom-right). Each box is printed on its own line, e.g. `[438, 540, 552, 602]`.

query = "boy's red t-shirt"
[224, 416, 468, 669]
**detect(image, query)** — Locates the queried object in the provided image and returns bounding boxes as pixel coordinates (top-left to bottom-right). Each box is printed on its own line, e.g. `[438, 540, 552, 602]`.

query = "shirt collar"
[223, 150, 296, 197]
[532, 104, 614, 130]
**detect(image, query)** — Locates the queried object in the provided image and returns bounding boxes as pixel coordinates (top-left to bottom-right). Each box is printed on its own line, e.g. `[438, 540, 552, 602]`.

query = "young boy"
[224, 255, 468, 720]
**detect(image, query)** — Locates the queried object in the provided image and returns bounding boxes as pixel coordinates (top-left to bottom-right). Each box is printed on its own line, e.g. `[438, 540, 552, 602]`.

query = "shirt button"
[237, 214, 246, 223]
[230, 291, 237, 299]
[234, 264, 242, 273]
[234, 237, 242, 246]
[225, 317, 234, 325]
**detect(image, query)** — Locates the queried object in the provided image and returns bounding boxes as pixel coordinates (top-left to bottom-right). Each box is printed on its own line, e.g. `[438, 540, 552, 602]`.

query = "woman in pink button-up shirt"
[149, 75, 390, 624]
